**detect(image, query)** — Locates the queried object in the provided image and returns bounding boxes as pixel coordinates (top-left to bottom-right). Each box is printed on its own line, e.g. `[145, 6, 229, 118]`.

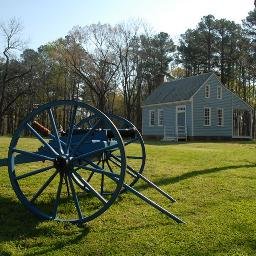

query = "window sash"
[149, 110, 155, 126]
[217, 108, 223, 126]
[217, 86, 222, 99]
[205, 84, 210, 98]
[204, 107, 211, 126]
[158, 109, 164, 126]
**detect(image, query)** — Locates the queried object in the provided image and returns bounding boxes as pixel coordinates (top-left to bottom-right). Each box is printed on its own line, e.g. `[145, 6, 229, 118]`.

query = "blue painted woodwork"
[7, 100, 184, 224]
[142, 73, 253, 140]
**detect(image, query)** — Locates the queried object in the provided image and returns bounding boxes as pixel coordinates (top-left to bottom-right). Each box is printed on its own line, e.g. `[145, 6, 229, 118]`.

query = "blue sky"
[0, 0, 254, 50]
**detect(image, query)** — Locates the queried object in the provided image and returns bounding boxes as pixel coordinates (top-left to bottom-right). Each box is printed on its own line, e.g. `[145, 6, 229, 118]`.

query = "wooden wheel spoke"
[30, 170, 59, 203]
[71, 119, 101, 155]
[72, 171, 108, 204]
[26, 123, 59, 156]
[71, 143, 119, 162]
[52, 173, 64, 218]
[76, 159, 101, 182]
[64, 173, 70, 196]
[124, 138, 138, 146]
[16, 165, 54, 180]
[100, 160, 105, 195]
[66, 105, 78, 154]
[47, 108, 64, 154]
[109, 154, 137, 178]
[75, 114, 96, 128]
[74, 162, 120, 181]
[106, 159, 114, 173]
[67, 173, 83, 220]
[13, 148, 55, 162]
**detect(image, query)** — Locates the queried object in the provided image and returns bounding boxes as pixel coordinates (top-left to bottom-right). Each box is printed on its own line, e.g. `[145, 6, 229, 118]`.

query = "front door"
[176, 105, 186, 138]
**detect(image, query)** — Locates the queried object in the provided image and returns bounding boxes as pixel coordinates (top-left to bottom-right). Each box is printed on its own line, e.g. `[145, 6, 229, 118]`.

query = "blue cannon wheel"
[8, 100, 126, 224]
[105, 114, 146, 193]
[75, 114, 146, 195]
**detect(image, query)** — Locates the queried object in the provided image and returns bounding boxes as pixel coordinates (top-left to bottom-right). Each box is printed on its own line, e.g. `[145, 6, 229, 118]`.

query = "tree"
[0, 18, 31, 134]
[111, 21, 143, 123]
[59, 23, 120, 112]
[214, 19, 243, 85]
[177, 29, 203, 75]
[197, 15, 217, 72]
[242, 8, 256, 137]
[140, 32, 175, 94]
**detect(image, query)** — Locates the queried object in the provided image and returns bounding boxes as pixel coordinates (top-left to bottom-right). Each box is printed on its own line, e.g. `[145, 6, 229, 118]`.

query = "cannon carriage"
[7, 100, 184, 224]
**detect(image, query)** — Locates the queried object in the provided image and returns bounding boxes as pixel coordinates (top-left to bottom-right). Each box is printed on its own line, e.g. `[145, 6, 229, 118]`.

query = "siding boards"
[142, 73, 253, 140]
[142, 102, 192, 138]
[142, 107, 165, 136]
[193, 75, 232, 137]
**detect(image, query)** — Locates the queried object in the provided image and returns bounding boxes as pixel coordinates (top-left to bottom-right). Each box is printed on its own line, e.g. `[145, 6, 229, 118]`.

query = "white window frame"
[217, 108, 224, 126]
[149, 110, 155, 126]
[204, 107, 211, 126]
[217, 86, 222, 99]
[176, 105, 186, 113]
[205, 84, 210, 98]
[158, 109, 164, 126]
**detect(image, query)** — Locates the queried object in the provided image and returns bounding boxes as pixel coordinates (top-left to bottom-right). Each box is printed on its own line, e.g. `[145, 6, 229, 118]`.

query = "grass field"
[1, 136, 256, 255]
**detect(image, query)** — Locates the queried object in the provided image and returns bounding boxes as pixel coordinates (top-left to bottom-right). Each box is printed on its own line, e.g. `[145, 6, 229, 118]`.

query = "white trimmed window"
[205, 84, 210, 98]
[217, 108, 224, 126]
[204, 107, 211, 126]
[158, 109, 164, 126]
[149, 110, 155, 126]
[217, 86, 222, 99]
[177, 106, 186, 112]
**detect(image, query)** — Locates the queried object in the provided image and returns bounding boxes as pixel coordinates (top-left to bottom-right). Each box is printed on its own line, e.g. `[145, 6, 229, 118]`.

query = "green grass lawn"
[1, 136, 256, 255]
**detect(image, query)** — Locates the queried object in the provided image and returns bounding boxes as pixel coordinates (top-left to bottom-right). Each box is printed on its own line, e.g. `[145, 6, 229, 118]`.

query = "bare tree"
[0, 18, 31, 134]
[112, 21, 142, 121]
[57, 23, 120, 112]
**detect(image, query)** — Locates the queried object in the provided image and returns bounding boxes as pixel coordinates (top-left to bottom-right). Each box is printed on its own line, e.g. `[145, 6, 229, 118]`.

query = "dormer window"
[205, 84, 210, 98]
[217, 86, 222, 99]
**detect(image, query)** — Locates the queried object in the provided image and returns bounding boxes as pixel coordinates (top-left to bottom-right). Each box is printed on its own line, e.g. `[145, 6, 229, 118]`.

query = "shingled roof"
[143, 72, 215, 106]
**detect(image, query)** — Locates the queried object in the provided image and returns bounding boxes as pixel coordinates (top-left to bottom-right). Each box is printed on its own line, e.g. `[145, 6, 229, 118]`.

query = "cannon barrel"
[62, 127, 137, 139]
[31, 121, 137, 139]
[31, 121, 51, 137]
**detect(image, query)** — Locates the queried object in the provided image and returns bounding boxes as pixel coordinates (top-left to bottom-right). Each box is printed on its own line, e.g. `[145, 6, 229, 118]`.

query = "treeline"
[0, 9, 255, 135]
[178, 13, 256, 103]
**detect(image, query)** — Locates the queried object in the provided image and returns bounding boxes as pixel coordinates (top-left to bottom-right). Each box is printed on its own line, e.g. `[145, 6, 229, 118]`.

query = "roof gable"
[143, 72, 214, 106]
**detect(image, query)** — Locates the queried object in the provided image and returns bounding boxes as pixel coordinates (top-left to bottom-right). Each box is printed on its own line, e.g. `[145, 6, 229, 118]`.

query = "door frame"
[176, 105, 186, 134]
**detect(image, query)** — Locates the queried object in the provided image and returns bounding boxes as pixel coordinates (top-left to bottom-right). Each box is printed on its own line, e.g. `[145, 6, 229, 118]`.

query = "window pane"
[204, 108, 210, 126]
[217, 86, 222, 99]
[158, 110, 164, 125]
[217, 109, 223, 126]
[205, 85, 210, 98]
[150, 111, 155, 126]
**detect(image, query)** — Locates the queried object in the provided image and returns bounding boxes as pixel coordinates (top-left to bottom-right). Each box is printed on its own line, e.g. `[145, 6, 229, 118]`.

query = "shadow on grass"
[135, 163, 256, 190]
[0, 196, 90, 255]
[0, 158, 7, 167]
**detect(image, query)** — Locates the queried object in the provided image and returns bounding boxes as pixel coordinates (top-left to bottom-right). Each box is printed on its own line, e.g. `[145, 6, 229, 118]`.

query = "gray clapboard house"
[142, 72, 252, 141]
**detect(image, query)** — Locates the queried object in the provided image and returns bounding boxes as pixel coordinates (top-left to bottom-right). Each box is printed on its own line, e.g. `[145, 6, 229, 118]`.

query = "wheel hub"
[54, 156, 71, 172]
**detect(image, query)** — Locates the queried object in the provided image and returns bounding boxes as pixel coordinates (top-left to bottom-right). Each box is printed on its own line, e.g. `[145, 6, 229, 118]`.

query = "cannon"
[7, 100, 184, 224]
